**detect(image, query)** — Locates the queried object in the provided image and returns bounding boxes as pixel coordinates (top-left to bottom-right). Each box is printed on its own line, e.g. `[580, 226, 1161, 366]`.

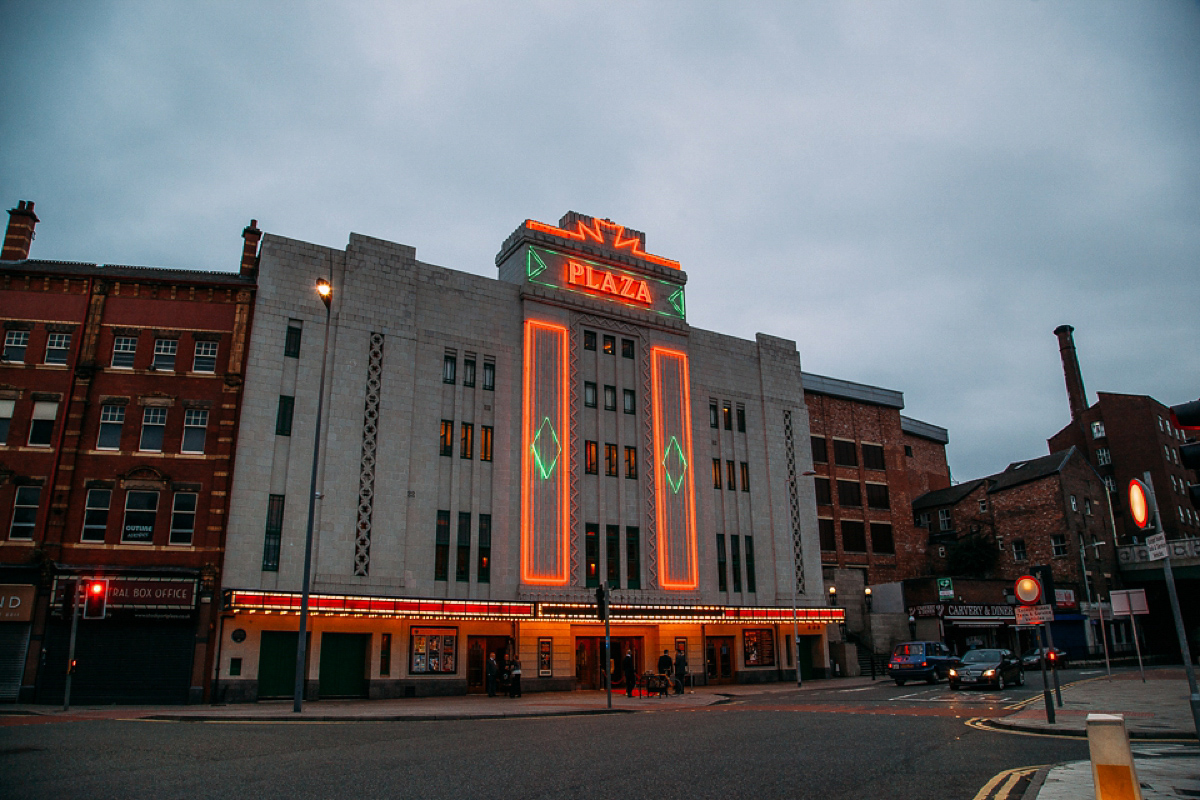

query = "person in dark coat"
[486, 652, 498, 697]
[657, 649, 673, 697]
[508, 654, 522, 698]
[673, 647, 688, 695]
[622, 648, 637, 697]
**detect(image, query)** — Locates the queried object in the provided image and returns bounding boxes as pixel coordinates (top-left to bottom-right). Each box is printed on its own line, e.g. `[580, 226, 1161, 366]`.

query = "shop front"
[907, 602, 1019, 656]
[0, 583, 37, 702]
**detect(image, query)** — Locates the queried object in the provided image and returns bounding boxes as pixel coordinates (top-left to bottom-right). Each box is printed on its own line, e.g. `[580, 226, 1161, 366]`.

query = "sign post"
[1015, 575, 1054, 724]
[1110, 589, 1148, 682]
[937, 578, 954, 601]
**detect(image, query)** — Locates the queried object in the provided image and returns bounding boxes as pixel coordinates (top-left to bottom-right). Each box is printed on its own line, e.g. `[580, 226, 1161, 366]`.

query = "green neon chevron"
[662, 435, 687, 493]
[531, 416, 561, 480]
[668, 288, 686, 318]
[527, 248, 549, 280]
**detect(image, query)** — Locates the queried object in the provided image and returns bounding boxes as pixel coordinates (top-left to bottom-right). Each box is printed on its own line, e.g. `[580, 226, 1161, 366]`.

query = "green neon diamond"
[530, 417, 561, 480]
[661, 435, 688, 493]
[668, 288, 686, 318]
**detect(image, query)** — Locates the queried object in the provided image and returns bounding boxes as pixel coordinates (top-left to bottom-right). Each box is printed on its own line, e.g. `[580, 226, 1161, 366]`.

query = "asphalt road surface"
[1, 669, 1093, 800]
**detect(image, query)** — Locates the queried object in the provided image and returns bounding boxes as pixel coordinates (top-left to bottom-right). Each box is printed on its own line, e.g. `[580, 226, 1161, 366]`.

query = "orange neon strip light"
[526, 218, 680, 270]
[226, 591, 536, 619]
[651, 346, 699, 590]
[521, 319, 570, 585]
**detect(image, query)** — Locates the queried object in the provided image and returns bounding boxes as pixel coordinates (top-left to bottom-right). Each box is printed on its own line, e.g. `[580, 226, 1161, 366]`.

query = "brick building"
[0, 201, 256, 703]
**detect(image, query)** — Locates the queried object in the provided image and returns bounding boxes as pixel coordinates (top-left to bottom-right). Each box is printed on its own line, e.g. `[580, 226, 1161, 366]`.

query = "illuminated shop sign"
[224, 590, 535, 620]
[536, 602, 845, 624]
[526, 245, 686, 320]
[566, 260, 652, 304]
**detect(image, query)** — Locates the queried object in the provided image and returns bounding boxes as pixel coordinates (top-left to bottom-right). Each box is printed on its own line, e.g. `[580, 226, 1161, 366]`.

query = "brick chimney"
[240, 219, 262, 276]
[1054, 324, 1089, 421]
[2, 200, 40, 261]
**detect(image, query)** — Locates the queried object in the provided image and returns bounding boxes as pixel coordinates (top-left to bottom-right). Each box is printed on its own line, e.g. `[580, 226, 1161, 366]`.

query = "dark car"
[1021, 646, 1069, 670]
[887, 641, 958, 685]
[948, 648, 1024, 690]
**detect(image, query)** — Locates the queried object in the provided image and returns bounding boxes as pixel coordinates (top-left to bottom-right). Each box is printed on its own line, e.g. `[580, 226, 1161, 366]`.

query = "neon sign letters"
[526, 246, 686, 321]
[566, 260, 652, 305]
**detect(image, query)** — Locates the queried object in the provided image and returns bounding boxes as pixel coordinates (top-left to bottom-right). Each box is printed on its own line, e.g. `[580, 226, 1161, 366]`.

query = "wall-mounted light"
[828, 586, 838, 606]
[864, 586, 873, 612]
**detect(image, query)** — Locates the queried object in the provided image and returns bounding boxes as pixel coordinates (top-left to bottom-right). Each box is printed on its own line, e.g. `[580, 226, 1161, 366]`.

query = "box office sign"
[54, 578, 196, 610]
[0, 585, 36, 622]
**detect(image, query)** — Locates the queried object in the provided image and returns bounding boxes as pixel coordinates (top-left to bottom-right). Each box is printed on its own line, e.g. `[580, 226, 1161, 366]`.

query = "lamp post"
[789, 469, 817, 687]
[827, 586, 837, 606]
[294, 276, 333, 713]
[864, 587, 874, 679]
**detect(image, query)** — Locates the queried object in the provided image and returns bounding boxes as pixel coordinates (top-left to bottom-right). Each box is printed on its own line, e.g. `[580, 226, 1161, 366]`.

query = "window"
[709, 402, 718, 429]
[833, 439, 858, 467]
[865, 483, 890, 509]
[723, 403, 732, 430]
[1070, 495, 1078, 511]
[3, 331, 29, 363]
[602, 335, 615, 355]
[712, 458, 722, 489]
[182, 409, 208, 454]
[585, 523, 599, 587]
[380, 633, 392, 676]
[606, 524, 620, 589]
[740, 462, 750, 492]
[275, 396, 294, 437]
[626, 527, 641, 589]
[442, 354, 456, 384]
[870, 523, 895, 554]
[978, 499, 988, 513]
[1158, 416, 1167, 432]
[152, 339, 177, 371]
[1091, 420, 1105, 439]
[818, 518, 836, 551]
[434, 511, 450, 581]
[1051, 535, 1068, 557]
[842, 520, 866, 552]
[462, 358, 476, 387]
[482, 361, 495, 391]
[837, 480, 861, 507]
[915, 512, 930, 528]
[862, 444, 886, 471]
[605, 443, 618, 476]
[814, 477, 832, 505]
[604, 385, 616, 411]
[460, 422, 473, 459]
[716, 535, 727, 592]
[170, 492, 197, 545]
[811, 437, 828, 463]
[44, 332, 70, 365]
[262, 495, 284, 571]
[28, 400, 58, 447]
[111, 335, 138, 368]
[1012, 539, 1027, 561]
[621, 338, 634, 359]
[726, 460, 736, 491]
[904, 445, 914, 457]
[477, 514, 491, 583]
[736, 406, 746, 433]
[480, 425, 493, 462]
[0, 399, 11, 444]
[9, 486, 40, 539]
[456, 512, 471, 582]
[585, 440, 598, 474]
[731, 535, 742, 592]
[284, 323, 302, 358]
[938, 509, 952, 531]
[1096, 447, 1111, 466]
[584, 330, 596, 350]
[121, 490, 159, 543]
[584, 382, 597, 408]
[744, 536, 756, 592]
[193, 341, 218, 372]
[81, 488, 111, 542]
[623, 389, 635, 414]
[1104, 475, 1116, 492]
[440, 420, 454, 456]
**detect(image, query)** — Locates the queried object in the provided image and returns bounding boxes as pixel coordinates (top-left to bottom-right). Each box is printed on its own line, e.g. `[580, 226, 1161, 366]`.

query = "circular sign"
[1015, 575, 1042, 605]
[231, 628, 247, 643]
[1128, 479, 1151, 529]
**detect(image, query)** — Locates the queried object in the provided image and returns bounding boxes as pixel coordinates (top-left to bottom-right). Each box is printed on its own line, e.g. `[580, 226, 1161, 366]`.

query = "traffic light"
[82, 579, 108, 619]
[1031, 565, 1056, 608]
[1169, 399, 1200, 431]
[1129, 479, 1153, 529]
[595, 585, 608, 621]
[1046, 650, 1058, 669]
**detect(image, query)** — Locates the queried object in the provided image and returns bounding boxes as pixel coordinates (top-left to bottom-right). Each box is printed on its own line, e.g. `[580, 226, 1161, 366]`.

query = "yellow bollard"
[1086, 714, 1142, 800]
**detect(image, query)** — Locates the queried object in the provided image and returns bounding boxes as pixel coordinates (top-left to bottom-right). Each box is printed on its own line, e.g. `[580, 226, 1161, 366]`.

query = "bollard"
[1086, 714, 1142, 800]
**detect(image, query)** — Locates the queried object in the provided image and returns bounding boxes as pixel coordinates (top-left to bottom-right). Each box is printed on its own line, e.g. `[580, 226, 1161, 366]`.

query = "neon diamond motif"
[661, 435, 687, 493]
[531, 416, 561, 480]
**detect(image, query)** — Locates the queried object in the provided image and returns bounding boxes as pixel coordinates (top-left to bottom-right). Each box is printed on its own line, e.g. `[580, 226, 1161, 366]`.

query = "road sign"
[1015, 575, 1042, 605]
[1146, 532, 1168, 561]
[1129, 479, 1152, 529]
[1110, 589, 1149, 616]
[937, 578, 953, 600]
[1015, 604, 1054, 625]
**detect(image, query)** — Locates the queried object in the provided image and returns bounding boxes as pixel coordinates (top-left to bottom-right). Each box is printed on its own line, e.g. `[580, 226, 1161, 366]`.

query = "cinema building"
[217, 212, 851, 701]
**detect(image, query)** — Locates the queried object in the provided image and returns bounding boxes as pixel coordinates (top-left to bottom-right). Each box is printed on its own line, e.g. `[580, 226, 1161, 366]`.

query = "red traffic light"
[90, 581, 104, 595]
[82, 579, 108, 619]
[1015, 575, 1042, 605]
[1129, 479, 1151, 530]
[1169, 399, 1200, 431]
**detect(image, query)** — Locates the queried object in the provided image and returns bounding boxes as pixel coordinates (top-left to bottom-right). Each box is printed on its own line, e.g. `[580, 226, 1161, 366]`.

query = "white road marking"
[837, 687, 877, 693]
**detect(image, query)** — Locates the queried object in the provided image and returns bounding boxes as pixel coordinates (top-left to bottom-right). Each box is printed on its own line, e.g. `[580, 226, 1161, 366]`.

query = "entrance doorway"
[575, 636, 642, 690]
[318, 632, 369, 698]
[706, 636, 735, 683]
[466, 636, 511, 693]
[258, 630, 301, 699]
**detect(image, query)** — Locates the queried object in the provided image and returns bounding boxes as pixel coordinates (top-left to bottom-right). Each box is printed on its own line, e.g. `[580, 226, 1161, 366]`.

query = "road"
[0, 668, 1095, 800]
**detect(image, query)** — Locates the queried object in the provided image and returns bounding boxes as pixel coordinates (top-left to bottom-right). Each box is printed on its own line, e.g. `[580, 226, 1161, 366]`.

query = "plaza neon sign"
[527, 245, 686, 320]
[566, 259, 653, 305]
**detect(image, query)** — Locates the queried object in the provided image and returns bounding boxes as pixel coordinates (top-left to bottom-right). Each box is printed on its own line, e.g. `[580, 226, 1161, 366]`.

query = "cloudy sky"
[3, 1, 1198, 481]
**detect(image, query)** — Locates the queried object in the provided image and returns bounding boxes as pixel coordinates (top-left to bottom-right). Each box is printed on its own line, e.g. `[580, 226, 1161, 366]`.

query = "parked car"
[948, 648, 1024, 690]
[887, 641, 958, 686]
[1021, 646, 1069, 669]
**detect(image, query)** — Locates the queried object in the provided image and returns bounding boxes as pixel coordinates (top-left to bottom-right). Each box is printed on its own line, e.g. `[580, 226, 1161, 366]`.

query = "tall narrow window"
[440, 420, 454, 456]
[605, 443, 618, 477]
[121, 490, 159, 544]
[182, 409, 208, 454]
[584, 330, 596, 350]
[152, 339, 177, 371]
[170, 492, 197, 545]
[482, 361, 495, 391]
[262, 494, 284, 570]
[585, 523, 599, 587]
[726, 460, 736, 491]
[284, 323, 302, 358]
[606, 524, 620, 589]
[111, 335, 138, 368]
[480, 425, 493, 462]
[709, 402, 718, 428]
[740, 462, 750, 492]
[81, 488, 111, 542]
[1097, 447, 1112, 466]
[456, 512, 471, 582]
[462, 358, 476, 387]
[443, 354, 456, 384]
[0, 399, 12, 444]
[744, 536, 756, 592]
[626, 526, 641, 589]
[723, 403, 732, 430]
[604, 385, 616, 411]
[811, 436, 828, 463]
[862, 444, 886, 470]
[584, 382, 597, 408]
[460, 422, 473, 459]
[3, 331, 29, 363]
[28, 401, 58, 447]
[731, 535, 742, 592]
[870, 523, 894, 554]
[712, 458, 722, 489]
[585, 440, 598, 474]
[44, 333, 70, 365]
[477, 514, 491, 583]
[736, 406, 746, 433]
[1012, 539, 1027, 561]
[602, 335, 615, 355]
[193, 341, 218, 372]
[625, 446, 638, 479]
[275, 396, 294, 436]
[938, 509, 952, 531]
[623, 389, 635, 414]
[621, 339, 634, 358]
[434, 510, 450, 580]
[716, 535, 728, 592]
[9, 486, 40, 539]
[815, 477, 832, 505]
[818, 518, 836, 551]
[137, 407, 166, 452]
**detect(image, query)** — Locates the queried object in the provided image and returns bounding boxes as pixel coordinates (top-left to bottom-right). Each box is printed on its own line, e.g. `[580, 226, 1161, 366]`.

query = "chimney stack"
[2, 200, 40, 261]
[1054, 324, 1089, 421]
[240, 219, 261, 276]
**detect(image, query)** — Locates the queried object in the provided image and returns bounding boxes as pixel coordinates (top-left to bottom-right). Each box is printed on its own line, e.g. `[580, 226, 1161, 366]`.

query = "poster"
[538, 638, 552, 677]
[743, 629, 776, 667]
[411, 627, 458, 674]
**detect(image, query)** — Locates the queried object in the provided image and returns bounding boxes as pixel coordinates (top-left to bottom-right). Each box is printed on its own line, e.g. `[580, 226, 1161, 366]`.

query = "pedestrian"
[622, 647, 637, 697]
[657, 649, 673, 697]
[673, 646, 688, 695]
[508, 653, 522, 698]
[486, 651, 498, 697]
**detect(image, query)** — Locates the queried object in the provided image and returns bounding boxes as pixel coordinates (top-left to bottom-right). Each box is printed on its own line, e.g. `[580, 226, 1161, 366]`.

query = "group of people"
[485, 651, 522, 698]
[621, 646, 687, 697]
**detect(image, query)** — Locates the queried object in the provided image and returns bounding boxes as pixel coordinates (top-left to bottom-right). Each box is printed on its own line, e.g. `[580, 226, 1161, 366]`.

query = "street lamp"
[827, 586, 838, 606]
[294, 275, 333, 713]
[864, 586, 873, 612]
[789, 469, 817, 687]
